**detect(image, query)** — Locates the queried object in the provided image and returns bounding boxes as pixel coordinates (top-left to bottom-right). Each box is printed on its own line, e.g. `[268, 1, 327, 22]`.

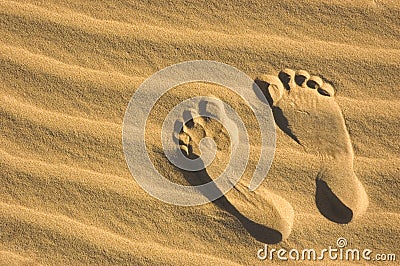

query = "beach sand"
[1, 0, 399, 264]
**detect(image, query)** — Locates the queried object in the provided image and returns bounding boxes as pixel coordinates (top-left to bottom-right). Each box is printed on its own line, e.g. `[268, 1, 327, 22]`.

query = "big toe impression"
[256, 74, 285, 105]
[278, 68, 295, 90]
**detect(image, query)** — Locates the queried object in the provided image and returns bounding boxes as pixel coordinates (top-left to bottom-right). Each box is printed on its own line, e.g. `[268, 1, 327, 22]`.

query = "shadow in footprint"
[179, 163, 282, 244]
[172, 96, 281, 243]
[254, 78, 355, 224]
[315, 179, 353, 224]
[254, 79, 300, 144]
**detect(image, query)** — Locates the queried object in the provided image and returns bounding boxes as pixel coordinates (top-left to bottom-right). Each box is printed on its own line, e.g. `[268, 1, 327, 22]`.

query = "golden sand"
[1, 0, 399, 264]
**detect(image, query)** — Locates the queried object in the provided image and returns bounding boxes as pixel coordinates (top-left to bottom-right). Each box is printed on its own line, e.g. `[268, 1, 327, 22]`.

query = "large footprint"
[177, 96, 294, 241]
[259, 69, 369, 223]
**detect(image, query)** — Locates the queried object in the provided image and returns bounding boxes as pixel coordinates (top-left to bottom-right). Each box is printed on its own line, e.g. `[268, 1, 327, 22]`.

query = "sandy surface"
[1, 0, 399, 265]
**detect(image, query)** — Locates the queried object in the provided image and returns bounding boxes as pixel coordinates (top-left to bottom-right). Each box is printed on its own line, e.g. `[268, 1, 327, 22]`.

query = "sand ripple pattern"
[0, 0, 399, 264]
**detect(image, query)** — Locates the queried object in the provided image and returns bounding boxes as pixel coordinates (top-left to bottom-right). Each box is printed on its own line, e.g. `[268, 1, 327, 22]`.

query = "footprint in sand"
[258, 68, 369, 224]
[177, 97, 239, 159]
[177, 96, 294, 242]
[176, 69, 369, 242]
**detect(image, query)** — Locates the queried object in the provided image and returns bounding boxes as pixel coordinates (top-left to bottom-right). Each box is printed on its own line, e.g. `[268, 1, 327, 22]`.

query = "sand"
[0, 0, 399, 265]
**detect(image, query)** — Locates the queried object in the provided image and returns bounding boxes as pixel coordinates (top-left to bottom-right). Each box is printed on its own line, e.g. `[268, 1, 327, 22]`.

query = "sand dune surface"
[1, 0, 399, 264]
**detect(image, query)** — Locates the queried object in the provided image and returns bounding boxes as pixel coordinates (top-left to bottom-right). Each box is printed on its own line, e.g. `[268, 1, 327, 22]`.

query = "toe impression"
[318, 83, 335, 97]
[295, 70, 310, 87]
[278, 68, 296, 91]
[257, 75, 285, 105]
[307, 76, 323, 90]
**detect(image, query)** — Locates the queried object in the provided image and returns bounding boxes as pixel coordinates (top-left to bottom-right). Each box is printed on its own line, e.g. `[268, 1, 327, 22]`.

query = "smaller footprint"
[177, 96, 294, 241]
